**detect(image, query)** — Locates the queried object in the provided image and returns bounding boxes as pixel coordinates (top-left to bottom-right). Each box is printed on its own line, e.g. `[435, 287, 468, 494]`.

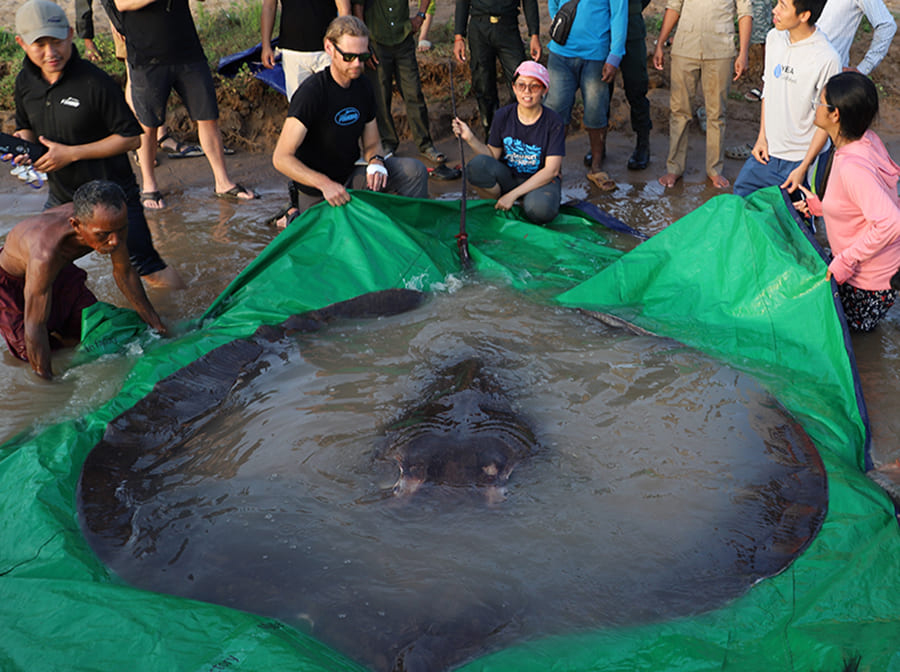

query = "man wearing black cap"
[12, 0, 182, 289]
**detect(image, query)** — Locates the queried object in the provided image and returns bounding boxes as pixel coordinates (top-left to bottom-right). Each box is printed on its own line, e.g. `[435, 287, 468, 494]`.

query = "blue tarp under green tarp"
[1, 188, 898, 671]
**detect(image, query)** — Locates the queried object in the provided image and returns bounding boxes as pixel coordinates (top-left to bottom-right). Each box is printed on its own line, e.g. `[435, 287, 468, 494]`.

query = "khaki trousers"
[666, 54, 732, 178]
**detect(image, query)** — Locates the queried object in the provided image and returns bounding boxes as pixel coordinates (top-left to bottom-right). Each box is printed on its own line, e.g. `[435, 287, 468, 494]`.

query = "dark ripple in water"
[78, 287, 827, 672]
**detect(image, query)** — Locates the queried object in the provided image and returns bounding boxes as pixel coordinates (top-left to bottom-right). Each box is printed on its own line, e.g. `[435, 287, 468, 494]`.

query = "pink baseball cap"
[514, 61, 550, 90]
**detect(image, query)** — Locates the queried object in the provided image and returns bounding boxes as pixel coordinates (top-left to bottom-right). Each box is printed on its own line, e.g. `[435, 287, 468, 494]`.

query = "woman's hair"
[324, 15, 368, 44]
[824, 72, 879, 141]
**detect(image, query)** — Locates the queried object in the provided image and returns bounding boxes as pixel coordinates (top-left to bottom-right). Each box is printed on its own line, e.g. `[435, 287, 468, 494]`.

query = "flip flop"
[725, 143, 753, 160]
[586, 171, 616, 192]
[141, 190, 165, 210]
[744, 87, 762, 102]
[167, 142, 204, 159]
[215, 183, 257, 202]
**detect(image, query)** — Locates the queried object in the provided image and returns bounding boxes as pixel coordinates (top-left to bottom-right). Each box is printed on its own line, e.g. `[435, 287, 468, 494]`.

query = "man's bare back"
[0, 203, 94, 280]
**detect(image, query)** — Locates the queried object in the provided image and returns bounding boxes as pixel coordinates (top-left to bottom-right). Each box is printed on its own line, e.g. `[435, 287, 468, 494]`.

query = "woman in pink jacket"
[795, 72, 900, 332]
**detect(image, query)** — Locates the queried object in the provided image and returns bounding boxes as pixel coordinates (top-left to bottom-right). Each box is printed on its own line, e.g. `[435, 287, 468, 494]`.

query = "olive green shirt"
[353, 0, 419, 46]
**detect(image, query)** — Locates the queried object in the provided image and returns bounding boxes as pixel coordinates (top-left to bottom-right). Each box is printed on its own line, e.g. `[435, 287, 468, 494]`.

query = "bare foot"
[709, 174, 730, 189]
[658, 173, 681, 188]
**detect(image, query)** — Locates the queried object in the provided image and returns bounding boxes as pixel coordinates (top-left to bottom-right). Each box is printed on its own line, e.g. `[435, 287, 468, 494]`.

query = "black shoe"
[627, 143, 650, 171]
[583, 152, 592, 168]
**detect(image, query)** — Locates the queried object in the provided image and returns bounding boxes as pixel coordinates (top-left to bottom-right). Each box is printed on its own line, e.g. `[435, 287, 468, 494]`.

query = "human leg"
[621, 9, 652, 169]
[702, 57, 732, 186]
[733, 156, 799, 197]
[581, 59, 612, 174]
[521, 178, 561, 224]
[838, 284, 898, 332]
[369, 40, 401, 154]
[544, 52, 579, 126]
[467, 154, 515, 196]
[493, 21, 527, 102]
[129, 63, 172, 208]
[174, 62, 255, 199]
[661, 54, 697, 186]
[468, 20, 501, 136]
[392, 35, 437, 156]
[384, 156, 429, 199]
[122, 184, 185, 289]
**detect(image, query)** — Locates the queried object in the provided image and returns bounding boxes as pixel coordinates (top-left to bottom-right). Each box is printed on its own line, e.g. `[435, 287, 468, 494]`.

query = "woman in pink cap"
[451, 61, 565, 224]
[794, 72, 900, 332]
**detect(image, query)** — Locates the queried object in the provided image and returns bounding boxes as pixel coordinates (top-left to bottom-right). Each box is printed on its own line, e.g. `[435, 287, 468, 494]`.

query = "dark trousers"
[615, 9, 651, 136]
[368, 34, 433, 153]
[467, 17, 526, 134]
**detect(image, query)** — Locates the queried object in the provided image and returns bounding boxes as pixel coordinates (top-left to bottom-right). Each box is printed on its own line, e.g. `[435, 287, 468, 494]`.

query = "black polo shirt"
[14, 49, 142, 204]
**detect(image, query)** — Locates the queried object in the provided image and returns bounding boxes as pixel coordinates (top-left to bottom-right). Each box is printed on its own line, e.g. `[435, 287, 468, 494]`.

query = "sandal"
[725, 143, 753, 160]
[141, 190, 165, 210]
[744, 87, 762, 102]
[419, 147, 446, 165]
[266, 204, 299, 229]
[429, 164, 461, 180]
[586, 171, 616, 192]
[215, 183, 257, 201]
[158, 132, 204, 158]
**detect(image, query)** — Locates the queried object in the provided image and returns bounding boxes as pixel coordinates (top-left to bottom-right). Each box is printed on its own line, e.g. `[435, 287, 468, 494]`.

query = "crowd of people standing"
[2, 0, 900, 380]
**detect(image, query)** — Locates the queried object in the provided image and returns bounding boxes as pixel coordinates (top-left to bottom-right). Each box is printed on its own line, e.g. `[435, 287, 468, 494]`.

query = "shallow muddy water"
[78, 284, 826, 671]
[1, 163, 895, 672]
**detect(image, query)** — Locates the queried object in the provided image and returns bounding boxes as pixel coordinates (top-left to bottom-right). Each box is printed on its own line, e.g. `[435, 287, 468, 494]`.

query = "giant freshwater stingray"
[78, 289, 828, 672]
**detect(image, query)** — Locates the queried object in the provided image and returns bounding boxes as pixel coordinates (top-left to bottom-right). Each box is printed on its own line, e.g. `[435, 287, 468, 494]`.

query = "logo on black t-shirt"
[334, 107, 361, 126]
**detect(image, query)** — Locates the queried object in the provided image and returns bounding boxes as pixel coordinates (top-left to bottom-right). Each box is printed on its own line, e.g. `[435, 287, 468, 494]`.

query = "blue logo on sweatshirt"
[335, 107, 360, 126]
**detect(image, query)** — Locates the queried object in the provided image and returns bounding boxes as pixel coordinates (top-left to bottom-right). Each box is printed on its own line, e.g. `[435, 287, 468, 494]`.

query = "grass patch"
[0, 2, 264, 112]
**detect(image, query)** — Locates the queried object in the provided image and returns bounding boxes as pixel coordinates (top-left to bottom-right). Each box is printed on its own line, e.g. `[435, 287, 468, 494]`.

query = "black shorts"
[129, 60, 219, 127]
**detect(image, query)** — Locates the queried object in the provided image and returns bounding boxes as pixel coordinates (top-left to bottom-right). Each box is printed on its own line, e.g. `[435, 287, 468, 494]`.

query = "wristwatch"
[369, 154, 385, 163]
[416, 10, 426, 19]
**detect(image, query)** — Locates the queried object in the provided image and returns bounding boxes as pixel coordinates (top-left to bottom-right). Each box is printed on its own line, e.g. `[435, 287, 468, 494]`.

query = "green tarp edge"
[1, 188, 897, 671]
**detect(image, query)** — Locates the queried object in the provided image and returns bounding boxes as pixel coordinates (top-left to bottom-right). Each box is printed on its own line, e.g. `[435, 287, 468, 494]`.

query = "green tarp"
[1, 188, 897, 671]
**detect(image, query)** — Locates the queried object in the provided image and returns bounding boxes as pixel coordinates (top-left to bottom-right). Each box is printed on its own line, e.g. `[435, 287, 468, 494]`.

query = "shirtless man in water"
[0, 180, 168, 379]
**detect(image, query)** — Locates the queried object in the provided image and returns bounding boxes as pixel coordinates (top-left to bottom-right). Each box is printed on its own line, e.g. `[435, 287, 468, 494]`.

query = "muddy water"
[78, 283, 827, 671]
[0, 163, 894, 671]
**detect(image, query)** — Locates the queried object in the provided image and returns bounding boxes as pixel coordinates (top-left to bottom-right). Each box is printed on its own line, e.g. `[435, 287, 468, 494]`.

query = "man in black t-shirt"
[261, 0, 351, 102]
[13, 0, 182, 288]
[272, 16, 427, 219]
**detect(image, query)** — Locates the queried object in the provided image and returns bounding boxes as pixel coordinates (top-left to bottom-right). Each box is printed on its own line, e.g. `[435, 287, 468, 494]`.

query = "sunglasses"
[514, 82, 545, 93]
[331, 41, 372, 63]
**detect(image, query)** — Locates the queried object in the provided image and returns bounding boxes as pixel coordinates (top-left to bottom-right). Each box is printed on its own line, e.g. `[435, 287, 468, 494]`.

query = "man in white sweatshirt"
[733, 0, 841, 198]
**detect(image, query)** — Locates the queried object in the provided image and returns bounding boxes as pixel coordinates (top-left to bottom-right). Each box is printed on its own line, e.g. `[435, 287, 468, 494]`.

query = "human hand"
[529, 35, 541, 61]
[653, 44, 665, 71]
[601, 62, 617, 83]
[495, 193, 516, 211]
[780, 165, 806, 193]
[84, 38, 101, 62]
[734, 53, 748, 81]
[366, 162, 388, 192]
[751, 139, 769, 164]
[451, 117, 472, 142]
[792, 185, 812, 217]
[32, 137, 73, 173]
[261, 44, 276, 69]
[322, 180, 351, 206]
[453, 37, 466, 63]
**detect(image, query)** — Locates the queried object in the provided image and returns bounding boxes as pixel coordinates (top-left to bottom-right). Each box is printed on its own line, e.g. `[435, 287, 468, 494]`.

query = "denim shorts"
[545, 52, 611, 129]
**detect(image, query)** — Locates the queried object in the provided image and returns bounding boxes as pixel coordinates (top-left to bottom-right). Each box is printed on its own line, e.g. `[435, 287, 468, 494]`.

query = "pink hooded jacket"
[807, 130, 900, 290]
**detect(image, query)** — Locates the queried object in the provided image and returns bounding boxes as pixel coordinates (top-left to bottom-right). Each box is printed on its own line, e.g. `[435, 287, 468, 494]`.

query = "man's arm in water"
[109, 241, 168, 335]
[22, 250, 57, 379]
